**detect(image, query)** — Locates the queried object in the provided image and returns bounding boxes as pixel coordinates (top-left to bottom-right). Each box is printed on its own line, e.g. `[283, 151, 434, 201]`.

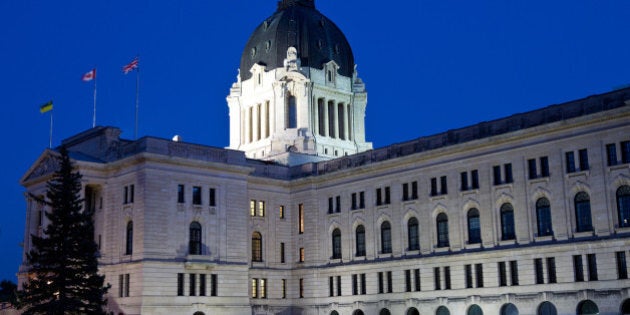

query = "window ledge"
[534, 235, 554, 242]
[610, 164, 630, 171]
[493, 183, 513, 190]
[405, 249, 420, 255]
[429, 195, 447, 202]
[377, 252, 393, 259]
[567, 170, 589, 179]
[528, 177, 549, 185]
[434, 246, 450, 253]
[573, 230, 595, 238]
[465, 242, 482, 250]
[460, 189, 479, 197]
[615, 226, 630, 233]
[402, 200, 417, 206]
[329, 258, 342, 264]
[498, 239, 516, 246]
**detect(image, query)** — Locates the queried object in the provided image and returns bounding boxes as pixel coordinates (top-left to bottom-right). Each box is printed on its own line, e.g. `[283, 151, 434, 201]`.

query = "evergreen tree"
[19, 147, 108, 315]
[0, 279, 18, 306]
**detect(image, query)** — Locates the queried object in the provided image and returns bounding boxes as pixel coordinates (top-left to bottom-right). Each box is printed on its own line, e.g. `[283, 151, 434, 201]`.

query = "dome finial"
[277, 0, 315, 10]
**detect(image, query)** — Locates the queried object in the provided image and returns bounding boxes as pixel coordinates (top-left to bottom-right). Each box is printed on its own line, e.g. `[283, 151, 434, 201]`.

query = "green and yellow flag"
[39, 100, 53, 114]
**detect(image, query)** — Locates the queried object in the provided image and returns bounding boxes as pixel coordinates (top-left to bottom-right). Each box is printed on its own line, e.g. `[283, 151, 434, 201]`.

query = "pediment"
[21, 149, 59, 185]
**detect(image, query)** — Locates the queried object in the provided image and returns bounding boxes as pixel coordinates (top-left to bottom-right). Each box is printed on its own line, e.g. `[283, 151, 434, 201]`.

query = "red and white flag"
[82, 68, 96, 82]
[123, 57, 139, 74]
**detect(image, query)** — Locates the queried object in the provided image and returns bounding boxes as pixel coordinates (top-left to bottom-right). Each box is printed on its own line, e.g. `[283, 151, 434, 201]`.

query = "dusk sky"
[1, 0, 630, 283]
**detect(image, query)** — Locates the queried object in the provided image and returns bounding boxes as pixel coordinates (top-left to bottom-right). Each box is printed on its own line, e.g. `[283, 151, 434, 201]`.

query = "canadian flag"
[82, 69, 96, 82]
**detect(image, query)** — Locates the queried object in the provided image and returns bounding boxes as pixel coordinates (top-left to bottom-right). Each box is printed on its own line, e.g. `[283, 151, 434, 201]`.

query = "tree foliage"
[19, 147, 108, 315]
[0, 279, 18, 306]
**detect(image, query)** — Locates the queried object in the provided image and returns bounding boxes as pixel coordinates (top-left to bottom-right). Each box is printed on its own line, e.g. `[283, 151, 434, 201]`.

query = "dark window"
[579, 149, 589, 171]
[465, 264, 473, 288]
[335, 196, 340, 212]
[504, 164, 513, 183]
[384, 186, 391, 204]
[587, 254, 598, 281]
[547, 257, 556, 283]
[538, 302, 557, 315]
[501, 303, 518, 315]
[577, 300, 599, 315]
[509, 261, 519, 286]
[534, 258, 544, 284]
[434, 267, 441, 290]
[540, 156, 550, 177]
[386, 271, 392, 293]
[381, 221, 392, 254]
[467, 208, 481, 244]
[189, 221, 202, 255]
[329, 277, 334, 297]
[177, 273, 184, 296]
[405, 270, 411, 292]
[444, 267, 451, 290]
[575, 192, 593, 232]
[467, 305, 483, 315]
[616, 251, 628, 279]
[332, 229, 342, 259]
[566, 152, 576, 173]
[376, 188, 382, 205]
[493, 165, 501, 185]
[617, 186, 630, 228]
[475, 263, 484, 288]
[125, 221, 133, 255]
[351, 193, 357, 210]
[378, 272, 384, 294]
[299, 278, 304, 298]
[353, 274, 358, 295]
[328, 197, 334, 214]
[287, 95, 297, 128]
[336, 275, 341, 296]
[528, 159, 537, 179]
[123, 186, 128, 205]
[189, 274, 196, 296]
[436, 306, 450, 315]
[209, 188, 216, 206]
[403, 183, 409, 201]
[622, 141, 630, 163]
[192, 186, 202, 205]
[280, 242, 285, 263]
[498, 261, 507, 286]
[607, 143, 618, 166]
[199, 274, 206, 296]
[408, 218, 419, 251]
[440, 176, 448, 194]
[500, 203, 515, 241]
[573, 255, 584, 282]
[210, 274, 217, 296]
[360, 273, 366, 295]
[359, 192, 365, 208]
[437, 213, 449, 247]
[356, 225, 366, 256]
[536, 198, 553, 237]
[177, 184, 185, 203]
[460, 172, 468, 191]
[252, 232, 262, 262]
[430, 178, 438, 196]
[124, 274, 129, 297]
[411, 181, 418, 199]
[471, 170, 479, 189]
[414, 269, 421, 291]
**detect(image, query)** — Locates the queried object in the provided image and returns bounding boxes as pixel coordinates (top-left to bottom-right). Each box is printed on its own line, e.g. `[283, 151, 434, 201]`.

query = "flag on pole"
[82, 68, 96, 82]
[123, 57, 139, 74]
[40, 100, 53, 113]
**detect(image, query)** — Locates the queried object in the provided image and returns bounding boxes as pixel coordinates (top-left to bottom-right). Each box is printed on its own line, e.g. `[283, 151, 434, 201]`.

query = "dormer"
[324, 60, 340, 87]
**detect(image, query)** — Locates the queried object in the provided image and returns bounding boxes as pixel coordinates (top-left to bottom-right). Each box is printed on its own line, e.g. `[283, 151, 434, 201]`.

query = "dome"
[240, 0, 355, 81]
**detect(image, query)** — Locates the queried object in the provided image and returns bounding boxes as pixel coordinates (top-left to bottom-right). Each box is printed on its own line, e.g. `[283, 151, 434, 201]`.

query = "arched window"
[332, 229, 342, 259]
[193, 312, 205, 315]
[436, 213, 449, 248]
[500, 303, 519, 315]
[617, 186, 630, 228]
[356, 225, 366, 256]
[408, 217, 419, 250]
[436, 306, 450, 315]
[125, 221, 133, 255]
[407, 307, 420, 315]
[353, 310, 364, 315]
[379, 309, 391, 315]
[575, 192, 593, 232]
[189, 222, 202, 255]
[330, 312, 339, 315]
[287, 95, 297, 128]
[381, 221, 392, 254]
[621, 298, 630, 315]
[467, 208, 481, 244]
[252, 232, 262, 262]
[467, 304, 483, 315]
[536, 198, 552, 237]
[500, 203, 515, 241]
[576, 300, 599, 315]
[538, 302, 557, 315]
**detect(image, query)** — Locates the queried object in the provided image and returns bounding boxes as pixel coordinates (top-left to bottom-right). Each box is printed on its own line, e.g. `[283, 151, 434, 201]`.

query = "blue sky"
[1, 0, 629, 283]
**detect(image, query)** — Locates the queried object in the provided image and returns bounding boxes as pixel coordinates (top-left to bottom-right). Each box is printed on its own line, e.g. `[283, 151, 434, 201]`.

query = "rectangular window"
[279, 205, 285, 219]
[329, 276, 334, 297]
[123, 184, 135, 204]
[378, 272, 384, 294]
[251, 278, 258, 298]
[360, 273, 366, 295]
[130, 185, 134, 203]
[607, 143, 618, 166]
[328, 197, 333, 214]
[587, 254, 598, 281]
[504, 163, 513, 183]
[440, 176, 448, 194]
[335, 196, 341, 212]
[177, 273, 184, 296]
[189, 274, 196, 296]
[119, 274, 124, 297]
[460, 172, 468, 191]
[510, 260, 519, 286]
[411, 181, 418, 199]
[579, 149, 589, 171]
[280, 242, 285, 263]
[566, 152, 576, 173]
[534, 258, 544, 284]
[405, 269, 411, 292]
[353, 274, 359, 295]
[250, 200, 256, 216]
[299, 247, 304, 262]
[493, 165, 501, 185]
[124, 274, 130, 297]
[281, 279, 286, 299]
[498, 261, 507, 287]
[414, 269, 421, 291]
[359, 191, 365, 208]
[192, 186, 202, 205]
[465, 264, 473, 288]
[298, 204, 304, 234]
[475, 263, 484, 288]
[260, 279, 267, 299]
[528, 159, 537, 179]
[386, 271, 393, 293]
[385, 186, 391, 204]
[299, 278, 304, 298]
[444, 266, 451, 290]
[617, 251, 628, 279]
[210, 274, 217, 296]
[573, 255, 584, 282]
[541, 156, 550, 177]
[403, 183, 410, 201]
[471, 170, 479, 189]
[351, 193, 357, 209]
[199, 274, 206, 296]
[622, 141, 630, 163]
[177, 184, 185, 203]
[547, 257, 557, 283]
[209, 188, 216, 206]
[376, 188, 382, 205]
[434, 267, 441, 290]
[258, 200, 265, 217]
[430, 177, 438, 196]
[336, 275, 341, 296]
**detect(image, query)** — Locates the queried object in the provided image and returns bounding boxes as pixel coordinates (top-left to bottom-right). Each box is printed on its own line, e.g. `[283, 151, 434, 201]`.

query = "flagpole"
[49, 111, 53, 149]
[135, 61, 140, 139]
[93, 69, 97, 128]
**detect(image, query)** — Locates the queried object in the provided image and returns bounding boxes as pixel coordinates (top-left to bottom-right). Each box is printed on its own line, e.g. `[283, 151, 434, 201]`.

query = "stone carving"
[24, 154, 58, 182]
[283, 47, 301, 71]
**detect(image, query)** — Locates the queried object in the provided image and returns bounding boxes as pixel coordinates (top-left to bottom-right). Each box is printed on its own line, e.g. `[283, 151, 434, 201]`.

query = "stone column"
[323, 99, 329, 137]
[333, 101, 339, 139]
